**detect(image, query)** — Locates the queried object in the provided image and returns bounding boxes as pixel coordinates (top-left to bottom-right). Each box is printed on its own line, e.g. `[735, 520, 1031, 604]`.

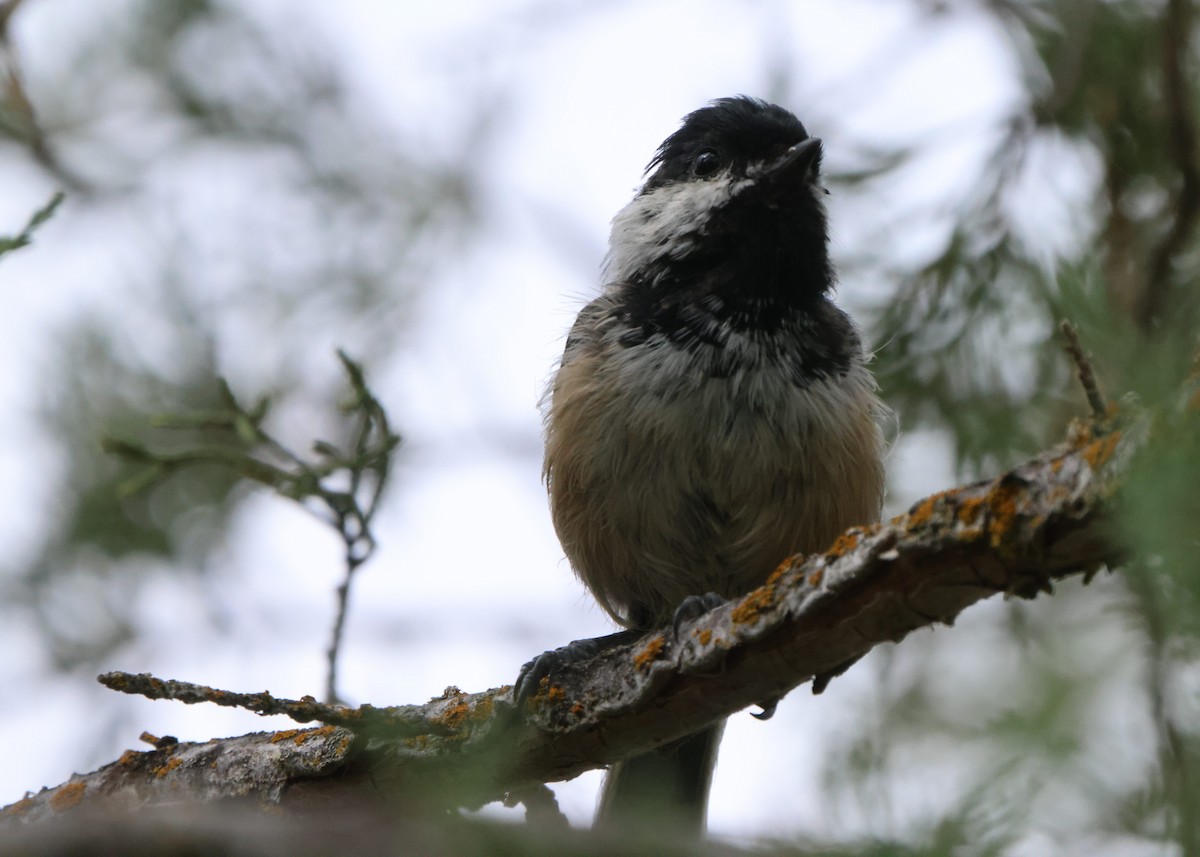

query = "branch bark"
[2, 418, 1138, 826]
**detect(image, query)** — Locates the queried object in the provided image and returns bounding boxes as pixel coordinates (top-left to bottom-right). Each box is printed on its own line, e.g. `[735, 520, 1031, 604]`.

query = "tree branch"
[0, 0, 90, 193]
[2, 415, 1139, 825]
[95, 672, 459, 738]
[1141, 0, 1200, 329]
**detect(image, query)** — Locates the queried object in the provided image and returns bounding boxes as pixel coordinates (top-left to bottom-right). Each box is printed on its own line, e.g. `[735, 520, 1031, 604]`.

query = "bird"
[539, 96, 887, 835]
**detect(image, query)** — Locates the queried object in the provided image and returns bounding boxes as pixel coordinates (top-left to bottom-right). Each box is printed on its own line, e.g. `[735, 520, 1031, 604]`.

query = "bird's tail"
[594, 721, 725, 835]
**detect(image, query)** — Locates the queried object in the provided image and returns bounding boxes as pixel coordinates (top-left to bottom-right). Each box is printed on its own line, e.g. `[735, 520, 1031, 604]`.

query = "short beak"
[767, 136, 823, 185]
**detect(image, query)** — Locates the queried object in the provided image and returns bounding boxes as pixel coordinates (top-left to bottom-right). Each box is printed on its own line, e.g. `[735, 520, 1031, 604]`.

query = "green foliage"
[12, 325, 249, 668]
[103, 351, 401, 559]
[822, 1, 1200, 852]
[0, 0, 484, 672]
[856, 0, 1200, 475]
[102, 350, 401, 702]
[0, 192, 63, 258]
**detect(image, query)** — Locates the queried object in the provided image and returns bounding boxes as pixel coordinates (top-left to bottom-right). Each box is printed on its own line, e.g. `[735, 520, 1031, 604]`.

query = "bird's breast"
[544, 329, 885, 627]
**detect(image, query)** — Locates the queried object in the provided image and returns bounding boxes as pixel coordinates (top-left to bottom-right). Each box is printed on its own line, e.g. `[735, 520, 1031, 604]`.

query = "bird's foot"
[514, 629, 641, 709]
[670, 591, 727, 636]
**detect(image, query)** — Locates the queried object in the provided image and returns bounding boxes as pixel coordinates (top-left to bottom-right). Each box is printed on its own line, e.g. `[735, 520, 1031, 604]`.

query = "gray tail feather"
[594, 721, 725, 835]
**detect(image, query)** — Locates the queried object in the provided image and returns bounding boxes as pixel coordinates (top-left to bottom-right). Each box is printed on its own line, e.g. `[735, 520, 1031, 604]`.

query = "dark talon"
[514, 630, 642, 710]
[671, 592, 727, 636]
[811, 654, 864, 695]
[750, 698, 779, 721]
[514, 639, 598, 709]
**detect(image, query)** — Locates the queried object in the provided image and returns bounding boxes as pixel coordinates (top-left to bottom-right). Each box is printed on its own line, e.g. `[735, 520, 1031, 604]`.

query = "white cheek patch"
[605, 176, 752, 284]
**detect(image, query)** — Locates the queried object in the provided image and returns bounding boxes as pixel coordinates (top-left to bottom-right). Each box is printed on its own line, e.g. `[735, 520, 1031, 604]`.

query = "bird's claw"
[671, 592, 727, 636]
[514, 629, 641, 710]
[751, 697, 780, 720]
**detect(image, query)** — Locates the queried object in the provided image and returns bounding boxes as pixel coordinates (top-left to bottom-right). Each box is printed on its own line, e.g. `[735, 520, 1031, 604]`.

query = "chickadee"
[541, 97, 886, 833]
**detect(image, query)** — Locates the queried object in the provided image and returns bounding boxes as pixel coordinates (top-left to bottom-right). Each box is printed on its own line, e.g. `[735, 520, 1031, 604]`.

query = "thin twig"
[103, 351, 402, 707]
[98, 671, 451, 737]
[323, 350, 397, 705]
[325, 546, 367, 706]
[1060, 320, 1108, 420]
[0, 190, 62, 257]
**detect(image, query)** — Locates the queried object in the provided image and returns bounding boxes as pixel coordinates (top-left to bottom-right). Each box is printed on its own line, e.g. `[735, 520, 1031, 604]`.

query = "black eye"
[691, 149, 721, 177]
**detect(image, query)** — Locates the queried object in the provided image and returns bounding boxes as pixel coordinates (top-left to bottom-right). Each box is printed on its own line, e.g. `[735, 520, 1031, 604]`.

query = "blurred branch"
[1031, 0, 1095, 123]
[1141, 0, 1200, 330]
[0, 189, 61, 257]
[101, 350, 401, 706]
[0, 800, 739, 857]
[0, 0, 27, 35]
[0, 0, 89, 192]
[29, 409, 1142, 820]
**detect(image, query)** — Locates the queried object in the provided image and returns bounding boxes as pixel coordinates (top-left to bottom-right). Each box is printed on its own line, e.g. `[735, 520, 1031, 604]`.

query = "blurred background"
[1, 0, 1198, 853]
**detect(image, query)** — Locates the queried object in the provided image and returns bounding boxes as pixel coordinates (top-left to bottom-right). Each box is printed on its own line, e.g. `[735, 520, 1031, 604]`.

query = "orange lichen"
[1081, 430, 1121, 470]
[985, 480, 1023, 549]
[118, 750, 142, 766]
[633, 635, 666, 671]
[153, 757, 184, 778]
[806, 568, 824, 588]
[731, 586, 775, 625]
[905, 490, 953, 527]
[695, 628, 713, 646]
[527, 675, 551, 703]
[293, 725, 336, 745]
[956, 495, 986, 528]
[545, 685, 566, 703]
[1067, 419, 1093, 447]
[471, 696, 494, 721]
[825, 530, 860, 559]
[766, 557, 796, 587]
[49, 782, 86, 810]
[438, 702, 470, 730]
[570, 703, 585, 717]
[270, 729, 302, 744]
[3, 795, 36, 816]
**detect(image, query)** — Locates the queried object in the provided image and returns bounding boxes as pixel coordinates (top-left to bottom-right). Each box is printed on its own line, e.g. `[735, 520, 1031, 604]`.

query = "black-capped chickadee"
[540, 96, 886, 834]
